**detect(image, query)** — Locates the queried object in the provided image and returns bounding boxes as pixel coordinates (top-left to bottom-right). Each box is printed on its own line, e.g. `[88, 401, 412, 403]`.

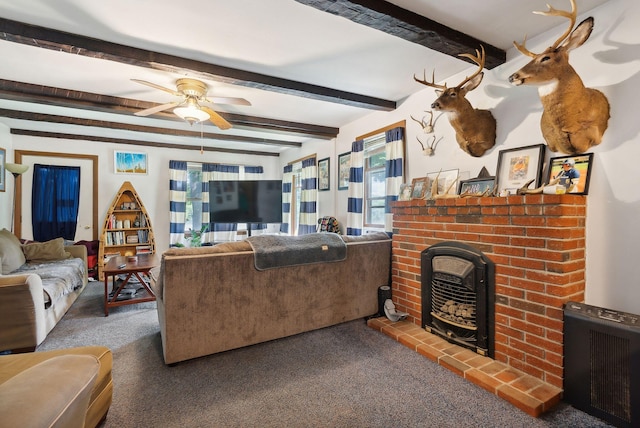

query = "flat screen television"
[209, 180, 283, 224]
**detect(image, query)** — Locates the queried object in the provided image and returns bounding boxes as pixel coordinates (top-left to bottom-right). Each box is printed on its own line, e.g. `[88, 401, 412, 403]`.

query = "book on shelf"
[136, 245, 152, 254]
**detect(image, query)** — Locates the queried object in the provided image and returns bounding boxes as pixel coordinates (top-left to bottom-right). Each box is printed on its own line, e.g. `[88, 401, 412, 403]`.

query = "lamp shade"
[174, 98, 210, 125]
[5, 163, 29, 175]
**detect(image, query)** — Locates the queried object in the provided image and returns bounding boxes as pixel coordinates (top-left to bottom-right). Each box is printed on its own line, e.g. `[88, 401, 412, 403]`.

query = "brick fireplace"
[388, 194, 586, 389]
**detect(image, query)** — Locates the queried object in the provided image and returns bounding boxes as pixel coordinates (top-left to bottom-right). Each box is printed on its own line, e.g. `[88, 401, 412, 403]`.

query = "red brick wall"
[391, 194, 586, 388]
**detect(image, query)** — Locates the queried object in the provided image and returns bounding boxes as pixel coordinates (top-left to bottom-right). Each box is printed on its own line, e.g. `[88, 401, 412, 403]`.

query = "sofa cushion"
[0, 228, 26, 274]
[22, 238, 71, 263]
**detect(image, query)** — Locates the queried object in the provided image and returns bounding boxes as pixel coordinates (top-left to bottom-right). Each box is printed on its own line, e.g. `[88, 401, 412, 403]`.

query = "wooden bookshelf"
[98, 181, 155, 280]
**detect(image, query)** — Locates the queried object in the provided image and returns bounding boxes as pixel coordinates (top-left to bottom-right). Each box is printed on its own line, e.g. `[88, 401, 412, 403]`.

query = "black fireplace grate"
[421, 242, 495, 358]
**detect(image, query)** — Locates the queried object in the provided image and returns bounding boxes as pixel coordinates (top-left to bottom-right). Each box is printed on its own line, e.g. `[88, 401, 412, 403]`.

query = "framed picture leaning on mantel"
[495, 144, 545, 196]
[318, 157, 330, 191]
[410, 177, 428, 199]
[547, 153, 594, 195]
[458, 177, 495, 196]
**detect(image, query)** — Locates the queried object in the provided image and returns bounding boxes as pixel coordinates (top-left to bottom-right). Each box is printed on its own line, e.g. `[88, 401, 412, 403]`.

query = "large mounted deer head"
[508, 0, 610, 155]
[414, 46, 497, 157]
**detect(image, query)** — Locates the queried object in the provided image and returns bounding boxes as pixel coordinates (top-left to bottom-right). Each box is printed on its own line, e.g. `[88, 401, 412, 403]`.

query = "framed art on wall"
[495, 144, 545, 196]
[0, 147, 5, 192]
[546, 153, 594, 195]
[337, 152, 350, 190]
[318, 157, 330, 191]
[114, 151, 148, 175]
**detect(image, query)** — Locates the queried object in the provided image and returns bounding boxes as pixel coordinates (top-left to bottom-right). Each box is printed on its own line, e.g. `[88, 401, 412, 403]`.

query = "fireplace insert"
[421, 242, 495, 357]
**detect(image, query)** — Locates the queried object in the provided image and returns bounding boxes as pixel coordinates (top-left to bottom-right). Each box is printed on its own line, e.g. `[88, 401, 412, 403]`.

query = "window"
[364, 134, 386, 228]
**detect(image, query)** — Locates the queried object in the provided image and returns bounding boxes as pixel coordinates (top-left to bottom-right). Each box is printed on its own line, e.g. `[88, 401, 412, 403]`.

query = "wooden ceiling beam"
[0, 17, 395, 112]
[0, 79, 337, 140]
[11, 129, 281, 157]
[295, 0, 506, 69]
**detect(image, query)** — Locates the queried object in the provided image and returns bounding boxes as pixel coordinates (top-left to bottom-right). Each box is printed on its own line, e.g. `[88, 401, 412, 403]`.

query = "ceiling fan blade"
[207, 96, 251, 106]
[201, 107, 232, 130]
[134, 102, 180, 117]
[131, 79, 181, 96]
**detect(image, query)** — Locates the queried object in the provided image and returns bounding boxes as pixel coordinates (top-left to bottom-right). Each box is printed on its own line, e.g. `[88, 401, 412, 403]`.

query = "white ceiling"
[0, 0, 611, 156]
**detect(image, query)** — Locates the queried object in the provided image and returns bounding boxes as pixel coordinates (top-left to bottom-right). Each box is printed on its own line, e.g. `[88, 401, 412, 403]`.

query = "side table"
[103, 254, 158, 316]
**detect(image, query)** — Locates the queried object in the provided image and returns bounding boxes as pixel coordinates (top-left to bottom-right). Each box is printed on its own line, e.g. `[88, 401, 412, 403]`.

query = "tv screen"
[209, 180, 283, 224]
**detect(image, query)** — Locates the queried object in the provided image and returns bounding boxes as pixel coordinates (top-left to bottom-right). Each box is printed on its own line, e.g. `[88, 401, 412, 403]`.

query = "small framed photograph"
[337, 152, 351, 190]
[411, 177, 428, 199]
[318, 157, 330, 191]
[547, 153, 594, 195]
[0, 147, 5, 192]
[458, 177, 495, 195]
[495, 144, 545, 196]
[398, 183, 412, 201]
[427, 169, 459, 197]
[114, 150, 148, 175]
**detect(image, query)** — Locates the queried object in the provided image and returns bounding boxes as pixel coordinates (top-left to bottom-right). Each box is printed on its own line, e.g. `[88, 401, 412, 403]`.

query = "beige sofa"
[152, 232, 392, 364]
[0, 346, 113, 428]
[0, 229, 88, 352]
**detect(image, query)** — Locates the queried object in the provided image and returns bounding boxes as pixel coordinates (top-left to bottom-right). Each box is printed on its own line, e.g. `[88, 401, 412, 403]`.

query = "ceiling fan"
[132, 78, 251, 129]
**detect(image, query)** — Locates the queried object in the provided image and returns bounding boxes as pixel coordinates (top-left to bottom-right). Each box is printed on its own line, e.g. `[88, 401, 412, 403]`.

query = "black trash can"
[377, 285, 392, 317]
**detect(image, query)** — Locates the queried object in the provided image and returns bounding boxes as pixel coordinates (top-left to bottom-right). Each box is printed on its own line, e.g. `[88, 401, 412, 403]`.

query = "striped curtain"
[245, 166, 266, 234]
[207, 164, 240, 242]
[280, 165, 293, 234]
[346, 140, 364, 236]
[169, 160, 187, 246]
[298, 157, 317, 235]
[385, 127, 405, 233]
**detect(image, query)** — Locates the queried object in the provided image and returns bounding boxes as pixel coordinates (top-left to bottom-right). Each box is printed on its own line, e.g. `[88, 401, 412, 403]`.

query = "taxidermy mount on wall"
[414, 46, 497, 158]
[509, 0, 610, 155]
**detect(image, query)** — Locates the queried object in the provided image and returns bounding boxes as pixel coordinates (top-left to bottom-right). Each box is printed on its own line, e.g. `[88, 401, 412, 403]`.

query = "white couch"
[0, 229, 88, 352]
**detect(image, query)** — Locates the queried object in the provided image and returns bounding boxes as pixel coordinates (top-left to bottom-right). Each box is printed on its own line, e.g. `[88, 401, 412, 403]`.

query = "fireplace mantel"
[390, 194, 586, 388]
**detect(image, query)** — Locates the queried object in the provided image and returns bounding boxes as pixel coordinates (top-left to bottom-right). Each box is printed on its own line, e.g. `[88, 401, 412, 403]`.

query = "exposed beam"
[295, 0, 506, 69]
[0, 17, 396, 111]
[10, 129, 281, 157]
[0, 109, 303, 148]
[0, 79, 338, 140]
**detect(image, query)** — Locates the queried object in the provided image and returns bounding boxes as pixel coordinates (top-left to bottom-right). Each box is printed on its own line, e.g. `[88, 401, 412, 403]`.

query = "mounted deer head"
[509, 0, 610, 155]
[414, 46, 497, 157]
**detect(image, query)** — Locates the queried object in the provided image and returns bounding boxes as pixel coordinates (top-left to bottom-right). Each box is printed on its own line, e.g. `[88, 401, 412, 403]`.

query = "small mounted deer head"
[414, 46, 497, 157]
[508, 0, 610, 155]
[415, 135, 441, 156]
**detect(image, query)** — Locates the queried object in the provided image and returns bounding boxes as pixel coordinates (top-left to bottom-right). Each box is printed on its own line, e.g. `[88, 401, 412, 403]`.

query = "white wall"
[0, 125, 11, 229]
[285, 0, 640, 315]
[8, 136, 281, 254]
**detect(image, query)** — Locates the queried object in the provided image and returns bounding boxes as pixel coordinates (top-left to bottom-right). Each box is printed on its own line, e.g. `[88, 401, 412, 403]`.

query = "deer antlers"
[514, 0, 577, 57]
[414, 46, 486, 90]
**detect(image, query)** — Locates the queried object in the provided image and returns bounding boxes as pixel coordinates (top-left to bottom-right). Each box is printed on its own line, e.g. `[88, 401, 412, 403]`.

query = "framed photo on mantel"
[495, 144, 545, 196]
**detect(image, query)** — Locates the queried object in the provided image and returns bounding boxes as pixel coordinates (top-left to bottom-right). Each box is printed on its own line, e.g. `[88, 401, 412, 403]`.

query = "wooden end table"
[103, 254, 158, 316]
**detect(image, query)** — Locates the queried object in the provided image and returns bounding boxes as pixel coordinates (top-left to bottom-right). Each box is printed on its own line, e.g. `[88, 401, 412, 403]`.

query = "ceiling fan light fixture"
[173, 99, 210, 125]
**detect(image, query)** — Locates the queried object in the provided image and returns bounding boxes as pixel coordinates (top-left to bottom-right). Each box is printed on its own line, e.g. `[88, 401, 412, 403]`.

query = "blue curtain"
[169, 160, 187, 246]
[346, 140, 364, 236]
[208, 164, 240, 239]
[298, 157, 317, 235]
[280, 164, 293, 234]
[31, 164, 80, 242]
[385, 127, 405, 233]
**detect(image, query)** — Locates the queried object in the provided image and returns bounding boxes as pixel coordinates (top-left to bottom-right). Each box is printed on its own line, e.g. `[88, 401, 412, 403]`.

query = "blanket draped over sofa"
[246, 232, 346, 270]
[152, 232, 392, 364]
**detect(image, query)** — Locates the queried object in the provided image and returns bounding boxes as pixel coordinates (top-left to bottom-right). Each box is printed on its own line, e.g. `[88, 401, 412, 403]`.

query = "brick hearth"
[367, 317, 562, 416]
[386, 194, 586, 413]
